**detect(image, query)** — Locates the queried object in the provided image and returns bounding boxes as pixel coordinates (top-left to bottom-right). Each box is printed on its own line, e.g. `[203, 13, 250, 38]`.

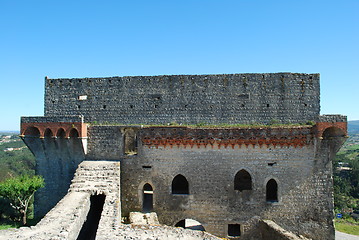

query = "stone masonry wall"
[260, 220, 310, 240]
[22, 136, 85, 217]
[20, 121, 345, 239]
[0, 161, 223, 240]
[44, 73, 320, 125]
[117, 125, 341, 239]
[16, 71, 347, 239]
[86, 125, 134, 160]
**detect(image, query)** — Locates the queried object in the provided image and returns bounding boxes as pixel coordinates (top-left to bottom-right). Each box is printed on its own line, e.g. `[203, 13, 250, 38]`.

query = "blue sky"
[1, 0, 358, 131]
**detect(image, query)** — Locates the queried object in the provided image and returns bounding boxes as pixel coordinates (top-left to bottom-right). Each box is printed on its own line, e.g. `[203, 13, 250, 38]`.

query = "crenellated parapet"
[20, 116, 88, 217]
[20, 116, 88, 138]
[140, 126, 315, 149]
[315, 115, 347, 138]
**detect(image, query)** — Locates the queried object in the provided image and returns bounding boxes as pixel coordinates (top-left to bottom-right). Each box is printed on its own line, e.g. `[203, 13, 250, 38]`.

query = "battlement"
[140, 126, 314, 148]
[20, 116, 87, 138]
[44, 73, 320, 125]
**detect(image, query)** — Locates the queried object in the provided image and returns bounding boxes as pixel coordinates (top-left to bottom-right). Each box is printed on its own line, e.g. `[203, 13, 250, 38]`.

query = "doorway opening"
[266, 179, 278, 202]
[228, 224, 241, 237]
[143, 183, 153, 213]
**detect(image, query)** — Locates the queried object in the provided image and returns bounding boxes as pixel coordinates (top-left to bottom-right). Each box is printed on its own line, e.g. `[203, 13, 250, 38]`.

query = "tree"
[0, 175, 44, 225]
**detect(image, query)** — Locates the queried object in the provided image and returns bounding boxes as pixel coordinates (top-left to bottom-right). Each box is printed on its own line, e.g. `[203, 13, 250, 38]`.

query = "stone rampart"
[0, 191, 91, 240]
[260, 220, 310, 240]
[318, 114, 347, 123]
[44, 73, 320, 125]
[119, 124, 346, 239]
[0, 161, 222, 240]
[140, 126, 314, 148]
[22, 136, 85, 217]
[21, 116, 84, 123]
[17, 120, 347, 239]
[20, 120, 88, 138]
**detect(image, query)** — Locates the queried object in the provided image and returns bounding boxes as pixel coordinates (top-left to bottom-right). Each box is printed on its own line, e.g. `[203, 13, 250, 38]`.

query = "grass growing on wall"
[89, 121, 315, 128]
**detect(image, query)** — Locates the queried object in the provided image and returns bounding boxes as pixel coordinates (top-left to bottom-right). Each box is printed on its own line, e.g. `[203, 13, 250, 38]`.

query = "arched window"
[234, 170, 252, 191]
[266, 179, 278, 202]
[56, 128, 66, 138]
[172, 174, 189, 194]
[175, 219, 205, 231]
[69, 128, 79, 138]
[44, 128, 53, 138]
[24, 127, 40, 137]
[143, 183, 153, 213]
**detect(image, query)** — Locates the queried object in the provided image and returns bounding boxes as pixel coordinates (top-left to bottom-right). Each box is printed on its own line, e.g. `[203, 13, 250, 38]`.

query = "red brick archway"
[21, 122, 87, 138]
[315, 122, 347, 138]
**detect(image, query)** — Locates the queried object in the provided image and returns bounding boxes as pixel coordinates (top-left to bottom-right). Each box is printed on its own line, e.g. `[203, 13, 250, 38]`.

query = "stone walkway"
[336, 231, 359, 240]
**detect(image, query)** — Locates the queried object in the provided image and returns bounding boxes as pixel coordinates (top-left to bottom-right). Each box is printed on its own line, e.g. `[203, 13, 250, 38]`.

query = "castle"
[17, 73, 346, 239]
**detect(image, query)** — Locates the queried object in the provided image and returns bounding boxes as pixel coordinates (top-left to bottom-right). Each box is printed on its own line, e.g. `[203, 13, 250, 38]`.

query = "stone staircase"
[69, 160, 121, 194]
[69, 160, 122, 232]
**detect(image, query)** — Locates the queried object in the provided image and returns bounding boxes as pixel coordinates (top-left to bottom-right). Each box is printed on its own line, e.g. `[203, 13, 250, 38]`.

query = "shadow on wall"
[77, 194, 106, 240]
[22, 126, 86, 218]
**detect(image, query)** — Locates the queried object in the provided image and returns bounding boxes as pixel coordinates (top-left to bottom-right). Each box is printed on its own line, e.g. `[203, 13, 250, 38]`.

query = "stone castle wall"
[22, 136, 85, 217]
[44, 73, 320, 125]
[15, 72, 347, 239]
[18, 117, 346, 239]
[83, 124, 346, 239]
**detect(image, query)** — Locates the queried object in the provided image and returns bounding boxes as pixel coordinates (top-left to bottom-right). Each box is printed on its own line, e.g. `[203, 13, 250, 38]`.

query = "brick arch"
[24, 126, 41, 137]
[322, 127, 346, 139]
[315, 122, 347, 138]
[44, 128, 54, 138]
[21, 122, 87, 138]
[56, 128, 66, 138]
[69, 128, 79, 138]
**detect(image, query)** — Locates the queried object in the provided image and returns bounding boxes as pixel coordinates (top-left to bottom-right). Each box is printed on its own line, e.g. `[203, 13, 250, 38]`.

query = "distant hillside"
[0, 131, 19, 136]
[349, 121, 359, 135]
[0, 134, 35, 181]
